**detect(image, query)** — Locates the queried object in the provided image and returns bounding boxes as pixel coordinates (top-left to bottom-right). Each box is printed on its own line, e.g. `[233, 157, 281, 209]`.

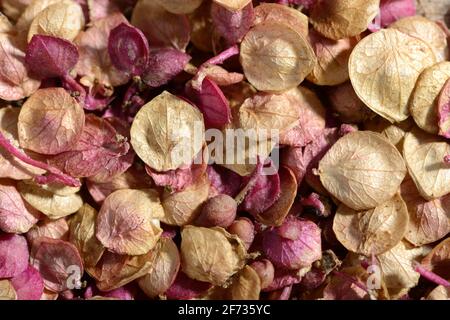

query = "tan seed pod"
[364, 117, 414, 152]
[253, 3, 308, 37]
[39, 182, 80, 196]
[161, 174, 210, 226]
[409, 62, 450, 134]
[333, 194, 409, 256]
[96, 189, 164, 255]
[1, 0, 32, 21]
[318, 131, 407, 211]
[403, 128, 450, 200]
[349, 29, 436, 123]
[130, 91, 205, 172]
[226, 265, 261, 300]
[18, 88, 85, 155]
[189, 0, 214, 53]
[27, 218, 69, 243]
[240, 22, 316, 93]
[426, 285, 450, 300]
[416, 0, 450, 25]
[0, 280, 17, 300]
[400, 176, 450, 246]
[213, 0, 251, 11]
[180, 225, 247, 286]
[0, 12, 14, 33]
[389, 16, 449, 62]
[18, 181, 83, 219]
[310, 0, 380, 40]
[27, 1, 85, 42]
[155, 0, 203, 14]
[137, 237, 180, 298]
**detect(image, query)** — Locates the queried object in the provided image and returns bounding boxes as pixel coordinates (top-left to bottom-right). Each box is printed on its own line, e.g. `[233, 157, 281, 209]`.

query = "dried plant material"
[18, 88, 84, 155]
[27, 1, 85, 42]
[253, 3, 308, 37]
[74, 13, 130, 91]
[0, 234, 29, 278]
[30, 237, 84, 292]
[86, 0, 120, 21]
[138, 237, 180, 298]
[377, 241, 429, 290]
[180, 225, 247, 286]
[249, 259, 274, 290]
[27, 218, 69, 244]
[0, 34, 41, 101]
[375, 0, 417, 29]
[307, 30, 357, 86]
[227, 217, 254, 250]
[131, 0, 190, 51]
[196, 65, 243, 87]
[130, 91, 205, 172]
[166, 271, 211, 300]
[189, 1, 214, 52]
[403, 128, 450, 200]
[96, 189, 164, 255]
[310, 0, 380, 40]
[18, 180, 83, 219]
[213, 0, 251, 12]
[422, 237, 450, 279]
[364, 117, 412, 151]
[240, 22, 316, 93]
[322, 267, 370, 300]
[438, 78, 450, 138]
[349, 29, 436, 123]
[0, 280, 17, 300]
[10, 265, 44, 300]
[155, 0, 203, 14]
[0, 13, 13, 34]
[390, 16, 449, 62]
[196, 194, 237, 228]
[416, 0, 450, 26]
[333, 194, 409, 256]
[426, 285, 450, 300]
[409, 62, 450, 134]
[328, 82, 372, 124]
[0, 179, 40, 234]
[1, 0, 32, 21]
[227, 265, 261, 300]
[69, 203, 105, 268]
[318, 131, 407, 210]
[161, 174, 210, 226]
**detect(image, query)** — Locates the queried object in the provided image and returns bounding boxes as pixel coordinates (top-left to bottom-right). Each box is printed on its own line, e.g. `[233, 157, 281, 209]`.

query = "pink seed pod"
[206, 165, 242, 197]
[227, 217, 255, 250]
[249, 259, 275, 290]
[262, 268, 302, 292]
[195, 194, 237, 228]
[379, 0, 416, 28]
[165, 271, 211, 300]
[10, 265, 44, 300]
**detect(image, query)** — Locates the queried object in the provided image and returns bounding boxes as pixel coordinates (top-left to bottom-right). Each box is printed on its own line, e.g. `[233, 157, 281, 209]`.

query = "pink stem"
[332, 271, 370, 294]
[204, 45, 239, 67]
[413, 262, 450, 287]
[0, 132, 81, 187]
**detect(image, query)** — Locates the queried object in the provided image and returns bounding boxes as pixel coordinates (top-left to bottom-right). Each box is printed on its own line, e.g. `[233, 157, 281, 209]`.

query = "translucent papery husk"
[180, 225, 247, 286]
[224, 265, 261, 300]
[86, 0, 120, 22]
[155, 0, 203, 15]
[416, 0, 450, 25]
[426, 285, 450, 300]
[321, 266, 370, 300]
[206, 165, 242, 198]
[1, 0, 32, 21]
[27, 218, 69, 244]
[422, 237, 450, 280]
[375, 0, 417, 29]
[213, 0, 251, 12]
[0, 233, 29, 278]
[10, 265, 44, 300]
[0, 280, 17, 300]
[189, 0, 214, 53]
[349, 29, 436, 123]
[363, 117, 413, 151]
[438, 78, 450, 138]
[165, 271, 212, 300]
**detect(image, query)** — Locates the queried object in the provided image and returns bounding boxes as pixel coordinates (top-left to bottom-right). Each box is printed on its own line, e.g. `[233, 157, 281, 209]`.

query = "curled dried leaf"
[18, 88, 85, 155]
[240, 22, 316, 93]
[403, 128, 450, 200]
[319, 131, 407, 210]
[310, 0, 380, 40]
[0, 280, 17, 300]
[349, 29, 436, 123]
[333, 194, 409, 256]
[27, 218, 69, 244]
[96, 189, 164, 255]
[410, 62, 450, 134]
[180, 225, 247, 286]
[130, 91, 205, 172]
[213, 0, 251, 12]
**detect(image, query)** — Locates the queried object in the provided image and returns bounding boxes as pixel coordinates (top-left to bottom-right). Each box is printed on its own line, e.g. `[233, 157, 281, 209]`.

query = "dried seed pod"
[1, 0, 32, 21]
[416, 0, 450, 25]
[227, 217, 254, 250]
[189, 0, 214, 52]
[96, 189, 164, 255]
[10, 265, 44, 300]
[421, 238, 450, 280]
[409, 62, 450, 134]
[161, 174, 210, 226]
[0, 280, 17, 300]
[30, 237, 84, 292]
[426, 285, 450, 300]
[196, 194, 237, 228]
[310, 0, 380, 40]
[131, 91, 205, 172]
[333, 194, 409, 256]
[376, 0, 417, 29]
[227, 265, 261, 300]
[69, 203, 105, 268]
[18, 180, 83, 219]
[240, 22, 316, 93]
[307, 30, 357, 86]
[213, 0, 251, 12]
[155, 0, 203, 14]
[180, 225, 247, 286]
[349, 29, 436, 123]
[253, 3, 308, 37]
[249, 259, 274, 290]
[137, 237, 180, 298]
[131, 0, 190, 51]
[27, 218, 69, 244]
[389, 16, 449, 62]
[438, 78, 450, 139]
[18, 88, 84, 155]
[165, 271, 211, 300]
[400, 176, 450, 246]
[403, 128, 450, 200]
[0, 234, 29, 278]
[319, 131, 407, 210]
[28, 1, 85, 42]
[0, 34, 41, 101]
[363, 117, 413, 151]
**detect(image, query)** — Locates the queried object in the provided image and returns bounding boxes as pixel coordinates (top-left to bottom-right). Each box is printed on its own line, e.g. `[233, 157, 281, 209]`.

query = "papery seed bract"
[155, 0, 203, 14]
[240, 22, 316, 93]
[349, 29, 436, 123]
[416, 0, 450, 24]
[426, 285, 450, 300]
[193, 65, 243, 87]
[213, 0, 251, 12]
[262, 268, 303, 292]
[130, 91, 205, 172]
[86, 0, 120, 21]
[189, 0, 214, 52]
[165, 271, 211, 300]
[333, 194, 409, 255]
[180, 225, 247, 285]
[227, 265, 261, 300]
[422, 238, 450, 279]
[10, 265, 44, 300]
[409, 62, 450, 134]
[403, 128, 450, 200]
[27, 218, 69, 244]
[0, 12, 13, 33]
[96, 189, 164, 255]
[1, 0, 32, 21]
[18, 88, 84, 155]
[0, 234, 29, 278]
[322, 267, 369, 300]
[438, 79, 450, 138]
[319, 131, 406, 210]
[310, 0, 380, 40]
[0, 280, 17, 300]
[377, 0, 416, 28]
[249, 259, 274, 290]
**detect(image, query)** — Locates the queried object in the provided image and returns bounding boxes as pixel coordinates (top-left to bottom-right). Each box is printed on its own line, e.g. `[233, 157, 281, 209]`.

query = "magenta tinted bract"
[10, 265, 44, 300]
[0, 233, 29, 278]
